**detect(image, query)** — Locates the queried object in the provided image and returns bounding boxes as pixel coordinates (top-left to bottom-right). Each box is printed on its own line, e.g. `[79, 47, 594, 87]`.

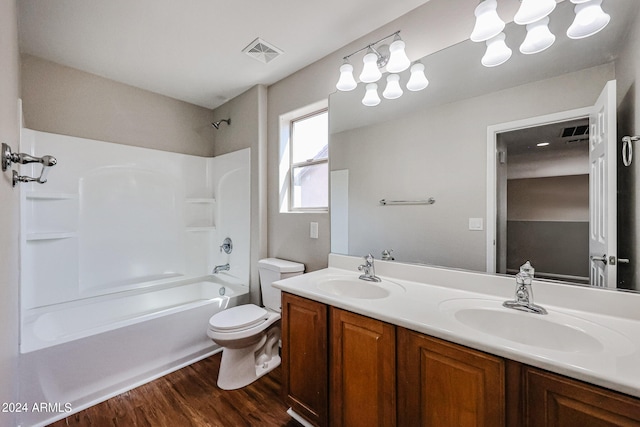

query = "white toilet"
[207, 258, 304, 390]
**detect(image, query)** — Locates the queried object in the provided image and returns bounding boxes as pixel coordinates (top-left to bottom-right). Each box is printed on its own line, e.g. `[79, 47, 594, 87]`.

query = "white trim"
[485, 107, 593, 273]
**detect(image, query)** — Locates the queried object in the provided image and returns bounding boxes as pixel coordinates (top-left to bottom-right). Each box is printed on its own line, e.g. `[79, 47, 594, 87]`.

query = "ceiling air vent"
[242, 38, 283, 64]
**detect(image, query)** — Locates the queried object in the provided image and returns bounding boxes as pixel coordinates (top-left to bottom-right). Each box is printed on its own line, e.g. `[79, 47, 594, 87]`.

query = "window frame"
[287, 107, 329, 213]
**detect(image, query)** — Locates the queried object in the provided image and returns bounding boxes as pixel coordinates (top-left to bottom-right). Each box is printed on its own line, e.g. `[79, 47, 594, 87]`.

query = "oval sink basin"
[455, 307, 603, 352]
[440, 299, 635, 354]
[314, 276, 404, 299]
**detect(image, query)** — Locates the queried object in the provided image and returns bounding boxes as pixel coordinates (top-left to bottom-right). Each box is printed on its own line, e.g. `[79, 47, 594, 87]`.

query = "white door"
[589, 80, 617, 288]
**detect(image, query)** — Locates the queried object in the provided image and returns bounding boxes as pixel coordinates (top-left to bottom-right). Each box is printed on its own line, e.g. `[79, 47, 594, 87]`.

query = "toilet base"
[216, 326, 281, 390]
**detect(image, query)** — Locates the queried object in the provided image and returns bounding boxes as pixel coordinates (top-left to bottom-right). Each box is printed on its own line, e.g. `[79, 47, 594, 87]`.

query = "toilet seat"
[209, 304, 269, 332]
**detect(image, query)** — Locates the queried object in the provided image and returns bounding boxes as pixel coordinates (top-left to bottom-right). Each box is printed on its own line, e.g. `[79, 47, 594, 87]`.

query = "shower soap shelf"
[26, 231, 77, 241]
[25, 192, 77, 200]
[185, 197, 216, 230]
[186, 226, 216, 232]
[24, 190, 79, 241]
[185, 198, 216, 204]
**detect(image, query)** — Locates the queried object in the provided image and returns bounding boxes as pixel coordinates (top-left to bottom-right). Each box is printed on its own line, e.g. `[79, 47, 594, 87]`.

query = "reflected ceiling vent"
[560, 125, 589, 139]
[242, 38, 283, 64]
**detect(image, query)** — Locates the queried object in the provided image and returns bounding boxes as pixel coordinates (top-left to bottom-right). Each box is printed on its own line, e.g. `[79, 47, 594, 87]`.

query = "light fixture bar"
[341, 31, 401, 62]
[336, 29, 428, 104]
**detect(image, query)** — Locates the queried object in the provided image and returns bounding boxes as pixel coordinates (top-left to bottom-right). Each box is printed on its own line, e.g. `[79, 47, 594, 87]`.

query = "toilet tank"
[258, 258, 305, 312]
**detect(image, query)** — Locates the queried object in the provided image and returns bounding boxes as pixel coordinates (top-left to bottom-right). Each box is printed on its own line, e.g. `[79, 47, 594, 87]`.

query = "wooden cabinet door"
[397, 327, 506, 427]
[330, 307, 396, 427]
[524, 367, 640, 426]
[281, 293, 328, 427]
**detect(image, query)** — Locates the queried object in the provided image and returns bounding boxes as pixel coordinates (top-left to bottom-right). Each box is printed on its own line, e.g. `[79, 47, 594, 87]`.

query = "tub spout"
[213, 263, 230, 274]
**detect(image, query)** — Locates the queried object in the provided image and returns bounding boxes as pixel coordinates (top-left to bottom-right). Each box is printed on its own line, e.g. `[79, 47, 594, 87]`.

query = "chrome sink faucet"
[358, 254, 381, 282]
[503, 261, 547, 315]
[213, 263, 230, 274]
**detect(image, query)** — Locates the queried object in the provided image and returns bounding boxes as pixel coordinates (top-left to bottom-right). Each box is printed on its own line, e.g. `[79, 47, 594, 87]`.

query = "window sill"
[283, 209, 328, 214]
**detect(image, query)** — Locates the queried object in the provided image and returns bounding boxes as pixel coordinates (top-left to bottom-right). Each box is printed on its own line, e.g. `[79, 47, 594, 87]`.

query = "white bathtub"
[21, 276, 246, 353]
[19, 275, 249, 427]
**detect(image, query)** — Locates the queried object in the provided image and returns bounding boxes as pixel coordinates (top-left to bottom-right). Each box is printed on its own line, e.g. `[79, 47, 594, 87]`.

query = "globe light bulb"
[406, 62, 429, 91]
[514, 0, 556, 25]
[470, 0, 505, 42]
[383, 74, 403, 99]
[520, 16, 556, 54]
[359, 48, 382, 83]
[482, 32, 512, 67]
[362, 83, 381, 107]
[336, 61, 357, 91]
[567, 0, 610, 39]
[386, 35, 411, 73]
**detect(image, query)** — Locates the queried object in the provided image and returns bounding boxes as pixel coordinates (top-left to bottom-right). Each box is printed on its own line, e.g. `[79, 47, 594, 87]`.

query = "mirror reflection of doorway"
[496, 118, 590, 284]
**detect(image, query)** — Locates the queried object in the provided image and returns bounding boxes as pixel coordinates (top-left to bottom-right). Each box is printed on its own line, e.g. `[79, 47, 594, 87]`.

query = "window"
[280, 102, 328, 212]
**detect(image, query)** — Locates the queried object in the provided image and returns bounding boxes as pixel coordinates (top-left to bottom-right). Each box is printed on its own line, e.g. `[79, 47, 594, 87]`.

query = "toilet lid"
[209, 304, 269, 331]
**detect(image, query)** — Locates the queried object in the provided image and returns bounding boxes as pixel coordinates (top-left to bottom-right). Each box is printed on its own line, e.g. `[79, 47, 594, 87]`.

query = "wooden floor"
[48, 353, 301, 427]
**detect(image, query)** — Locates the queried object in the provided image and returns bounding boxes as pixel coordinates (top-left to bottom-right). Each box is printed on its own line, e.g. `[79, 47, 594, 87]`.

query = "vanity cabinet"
[330, 307, 396, 427]
[522, 367, 640, 426]
[281, 293, 640, 427]
[397, 327, 506, 426]
[281, 293, 328, 427]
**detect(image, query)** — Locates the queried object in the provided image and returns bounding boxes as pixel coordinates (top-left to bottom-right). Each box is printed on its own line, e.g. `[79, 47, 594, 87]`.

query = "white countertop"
[273, 254, 640, 398]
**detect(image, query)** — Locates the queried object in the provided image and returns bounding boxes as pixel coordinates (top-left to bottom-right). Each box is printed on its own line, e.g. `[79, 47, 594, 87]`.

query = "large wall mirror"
[329, 0, 640, 292]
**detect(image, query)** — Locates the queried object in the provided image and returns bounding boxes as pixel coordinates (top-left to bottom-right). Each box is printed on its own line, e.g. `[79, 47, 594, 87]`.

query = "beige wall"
[0, 1, 21, 425]
[21, 54, 215, 156]
[508, 175, 589, 222]
[212, 85, 268, 303]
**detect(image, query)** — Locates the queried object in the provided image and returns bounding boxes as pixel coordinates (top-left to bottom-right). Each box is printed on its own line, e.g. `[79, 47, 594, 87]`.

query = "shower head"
[212, 118, 231, 129]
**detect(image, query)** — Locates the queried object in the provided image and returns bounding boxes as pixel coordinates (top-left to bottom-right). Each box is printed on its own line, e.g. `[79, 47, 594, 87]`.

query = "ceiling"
[17, 0, 432, 109]
[500, 118, 590, 157]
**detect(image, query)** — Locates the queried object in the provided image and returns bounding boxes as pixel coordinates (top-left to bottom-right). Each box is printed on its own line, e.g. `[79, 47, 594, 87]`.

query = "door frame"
[486, 107, 593, 274]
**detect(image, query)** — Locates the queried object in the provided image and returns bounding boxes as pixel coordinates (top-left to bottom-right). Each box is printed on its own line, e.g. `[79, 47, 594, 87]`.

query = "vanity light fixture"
[482, 32, 512, 67]
[335, 31, 427, 107]
[470, 0, 506, 42]
[472, 0, 610, 67]
[520, 16, 556, 54]
[567, 0, 611, 39]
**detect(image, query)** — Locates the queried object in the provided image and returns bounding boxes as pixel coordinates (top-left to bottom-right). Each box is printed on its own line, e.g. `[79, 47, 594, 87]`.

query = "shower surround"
[18, 129, 251, 426]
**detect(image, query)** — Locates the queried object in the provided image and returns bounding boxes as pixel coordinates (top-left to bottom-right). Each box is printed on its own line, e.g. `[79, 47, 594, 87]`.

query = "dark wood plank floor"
[48, 353, 301, 427]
